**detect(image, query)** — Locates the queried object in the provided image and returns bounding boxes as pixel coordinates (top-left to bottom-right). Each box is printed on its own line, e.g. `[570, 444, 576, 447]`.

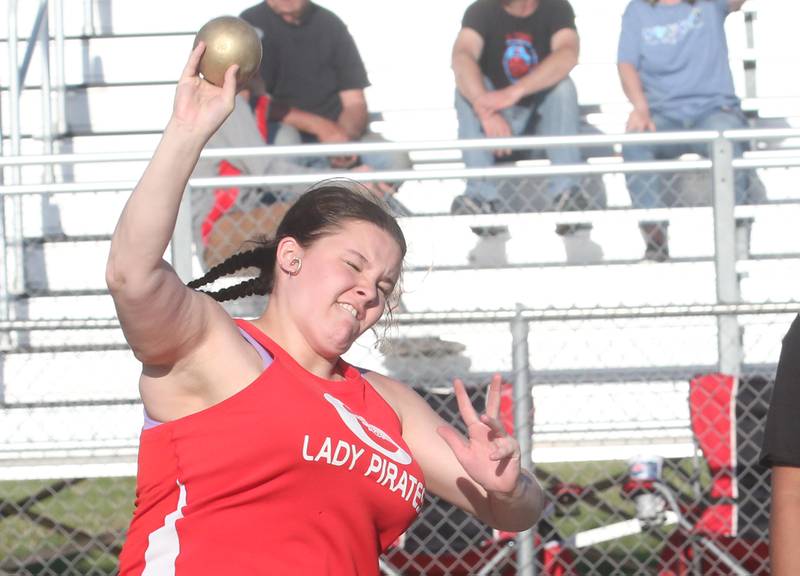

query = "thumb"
[438, 425, 470, 461]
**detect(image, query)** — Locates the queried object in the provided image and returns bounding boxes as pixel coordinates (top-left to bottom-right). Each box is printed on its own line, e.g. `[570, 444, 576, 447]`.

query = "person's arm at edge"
[106, 48, 236, 365]
[618, 62, 656, 132]
[276, 106, 344, 141]
[369, 372, 545, 531]
[728, 0, 747, 11]
[452, 27, 489, 106]
[771, 466, 800, 575]
[337, 88, 368, 140]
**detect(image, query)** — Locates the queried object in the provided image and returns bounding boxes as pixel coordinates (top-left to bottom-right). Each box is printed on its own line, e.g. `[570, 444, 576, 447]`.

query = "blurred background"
[1, 0, 799, 573]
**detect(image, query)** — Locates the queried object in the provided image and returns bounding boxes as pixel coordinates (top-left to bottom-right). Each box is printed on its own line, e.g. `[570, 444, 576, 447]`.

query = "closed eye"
[345, 260, 362, 272]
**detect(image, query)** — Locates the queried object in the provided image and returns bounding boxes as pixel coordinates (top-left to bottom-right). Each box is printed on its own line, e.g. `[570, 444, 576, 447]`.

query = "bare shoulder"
[362, 371, 432, 426]
[139, 295, 265, 420]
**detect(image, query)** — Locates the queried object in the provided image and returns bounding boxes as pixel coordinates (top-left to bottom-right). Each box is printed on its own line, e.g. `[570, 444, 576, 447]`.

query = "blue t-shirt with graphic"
[617, 0, 739, 120]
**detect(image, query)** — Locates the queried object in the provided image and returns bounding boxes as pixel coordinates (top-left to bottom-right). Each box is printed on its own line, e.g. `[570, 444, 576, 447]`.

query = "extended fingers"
[437, 424, 469, 461]
[221, 64, 239, 101]
[479, 412, 509, 438]
[183, 42, 206, 79]
[453, 378, 481, 427]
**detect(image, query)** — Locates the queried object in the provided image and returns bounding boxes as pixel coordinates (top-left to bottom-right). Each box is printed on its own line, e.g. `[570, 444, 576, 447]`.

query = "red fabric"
[200, 160, 242, 246]
[659, 531, 769, 575]
[200, 95, 270, 245]
[254, 94, 270, 141]
[688, 373, 737, 501]
[119, 320, 424, 575]
[696, 503, 735, 536]
[543, 541, 572, 576]
[500, 380, 514, 435]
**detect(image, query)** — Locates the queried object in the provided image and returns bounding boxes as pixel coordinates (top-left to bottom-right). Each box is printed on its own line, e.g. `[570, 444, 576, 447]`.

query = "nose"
[355, 283, 379, 308]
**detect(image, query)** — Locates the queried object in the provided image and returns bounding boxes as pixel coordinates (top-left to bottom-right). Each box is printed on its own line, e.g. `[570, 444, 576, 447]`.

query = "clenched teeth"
[338, 302, 358, 319]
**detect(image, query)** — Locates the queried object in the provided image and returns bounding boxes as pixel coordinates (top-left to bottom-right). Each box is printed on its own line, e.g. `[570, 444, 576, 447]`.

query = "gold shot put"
[193, 16, 262, 88]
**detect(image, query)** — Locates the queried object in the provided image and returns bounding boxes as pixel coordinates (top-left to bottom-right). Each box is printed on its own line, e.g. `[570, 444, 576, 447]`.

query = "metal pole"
[82, 0, 96, 36]
[52, 0, 67, 136]
[170, 186, 194, 282]
[6, 0, 25, 297]
[711, 137, 742, 376]
[39, 2, 55, 180]
[511, 306, 535, 576]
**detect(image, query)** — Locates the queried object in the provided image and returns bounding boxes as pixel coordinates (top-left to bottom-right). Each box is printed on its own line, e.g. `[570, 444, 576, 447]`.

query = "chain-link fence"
[2, 133, 800, 574]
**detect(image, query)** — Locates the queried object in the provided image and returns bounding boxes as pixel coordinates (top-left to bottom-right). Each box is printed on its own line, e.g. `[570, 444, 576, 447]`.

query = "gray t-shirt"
[617, 0, 740, 120]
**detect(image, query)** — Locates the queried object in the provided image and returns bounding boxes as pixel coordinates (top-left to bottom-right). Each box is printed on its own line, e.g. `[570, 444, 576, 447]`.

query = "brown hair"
[187, 180, 406, 307]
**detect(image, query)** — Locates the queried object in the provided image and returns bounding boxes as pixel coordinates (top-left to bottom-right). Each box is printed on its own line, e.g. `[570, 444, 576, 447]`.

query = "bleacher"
[3, 1, 800, 574]
[2, 0, 799, 480]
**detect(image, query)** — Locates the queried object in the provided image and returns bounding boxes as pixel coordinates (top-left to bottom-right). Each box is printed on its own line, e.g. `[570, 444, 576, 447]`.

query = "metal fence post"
[711, 136, 742, 376]
[171, 186, 194, 282]
[511, 305, 535, 576]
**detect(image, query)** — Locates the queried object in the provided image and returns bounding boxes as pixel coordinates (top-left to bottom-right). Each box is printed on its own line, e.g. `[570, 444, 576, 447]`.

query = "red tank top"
[119, 319, 424, 575]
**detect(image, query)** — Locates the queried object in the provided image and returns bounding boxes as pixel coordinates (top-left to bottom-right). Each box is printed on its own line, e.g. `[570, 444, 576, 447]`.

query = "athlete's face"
[265, 0, 309, 25]
[290, 220, 402, 359]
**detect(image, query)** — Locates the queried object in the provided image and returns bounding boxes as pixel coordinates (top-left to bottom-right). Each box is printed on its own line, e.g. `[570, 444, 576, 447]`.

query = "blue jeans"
[268, 123, 410, 172]
[622, 107, 750, 209]
[455, 77, 582, 204]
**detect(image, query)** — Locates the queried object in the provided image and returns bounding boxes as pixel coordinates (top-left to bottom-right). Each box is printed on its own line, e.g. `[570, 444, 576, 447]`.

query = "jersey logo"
[503, 32, 538, 83]
[323, 393, 412, 465]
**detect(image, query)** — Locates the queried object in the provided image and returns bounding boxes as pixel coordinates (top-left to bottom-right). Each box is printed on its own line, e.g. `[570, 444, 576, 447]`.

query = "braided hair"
[187, 181, 407, 304]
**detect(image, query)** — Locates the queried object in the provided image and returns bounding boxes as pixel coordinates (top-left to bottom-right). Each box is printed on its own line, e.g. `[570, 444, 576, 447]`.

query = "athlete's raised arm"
[106, 44, 237, 366]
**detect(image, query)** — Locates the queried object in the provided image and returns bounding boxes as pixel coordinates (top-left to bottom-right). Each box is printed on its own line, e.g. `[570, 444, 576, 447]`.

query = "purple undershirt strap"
[142, 327, 273, 430]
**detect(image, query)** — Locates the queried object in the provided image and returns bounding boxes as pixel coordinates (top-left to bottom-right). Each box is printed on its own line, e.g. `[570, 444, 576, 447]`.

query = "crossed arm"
[452, 25, 578, 154]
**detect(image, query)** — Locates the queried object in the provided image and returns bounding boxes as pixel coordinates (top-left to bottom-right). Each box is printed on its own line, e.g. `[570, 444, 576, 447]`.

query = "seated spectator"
[192, 77, 396, 270]
[240, 0, 409, 173]
[450, 0, 596, 234]
[618, 0, 755, 261]
[760, 314, 800, 575]
[191, 77, 307, 269]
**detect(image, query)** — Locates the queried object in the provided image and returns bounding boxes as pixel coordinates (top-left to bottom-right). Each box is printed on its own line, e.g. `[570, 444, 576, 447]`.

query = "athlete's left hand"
[437, 374, 521, 495]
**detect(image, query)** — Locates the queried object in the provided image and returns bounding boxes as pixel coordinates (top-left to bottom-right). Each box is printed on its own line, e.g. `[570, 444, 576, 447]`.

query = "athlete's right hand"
[171, 43, 238, 138]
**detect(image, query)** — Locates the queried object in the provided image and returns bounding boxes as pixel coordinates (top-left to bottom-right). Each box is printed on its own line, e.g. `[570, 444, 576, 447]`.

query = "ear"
[276, 236, 304, 275]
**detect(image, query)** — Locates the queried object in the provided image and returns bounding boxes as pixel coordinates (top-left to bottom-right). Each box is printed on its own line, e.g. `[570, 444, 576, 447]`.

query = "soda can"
[628, 454, 664, 482]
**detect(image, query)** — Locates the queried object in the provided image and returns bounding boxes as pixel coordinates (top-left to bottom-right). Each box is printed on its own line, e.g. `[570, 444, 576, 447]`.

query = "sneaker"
[468, 229, 510, 267]
[640, 221, 669, 262]
[561, 225, 604, 264]
[450, 194, 508, 237]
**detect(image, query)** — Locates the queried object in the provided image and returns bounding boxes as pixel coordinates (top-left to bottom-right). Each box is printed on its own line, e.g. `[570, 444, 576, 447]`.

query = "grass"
[0, 460, 710, 575]
[0, 477, 135, 575]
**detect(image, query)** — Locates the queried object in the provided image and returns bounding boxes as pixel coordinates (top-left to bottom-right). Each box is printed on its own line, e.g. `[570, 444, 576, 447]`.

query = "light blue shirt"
[617, 0, 740, 120]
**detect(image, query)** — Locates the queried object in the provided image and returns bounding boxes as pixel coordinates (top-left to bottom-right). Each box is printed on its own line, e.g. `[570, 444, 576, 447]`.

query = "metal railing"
[1, 128, 798, 575]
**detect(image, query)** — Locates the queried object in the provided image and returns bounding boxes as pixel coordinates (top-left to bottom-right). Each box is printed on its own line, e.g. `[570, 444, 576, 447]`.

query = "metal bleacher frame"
[2, 1, 800, 574]
[2, 0, 799, 476]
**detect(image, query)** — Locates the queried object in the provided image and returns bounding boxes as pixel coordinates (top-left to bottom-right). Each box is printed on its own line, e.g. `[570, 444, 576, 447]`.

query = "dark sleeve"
[548, 0, 578, 34]
[461, 0, 492, 39]
[329, 15, 370, 91]
[760, 315, 800, 468]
